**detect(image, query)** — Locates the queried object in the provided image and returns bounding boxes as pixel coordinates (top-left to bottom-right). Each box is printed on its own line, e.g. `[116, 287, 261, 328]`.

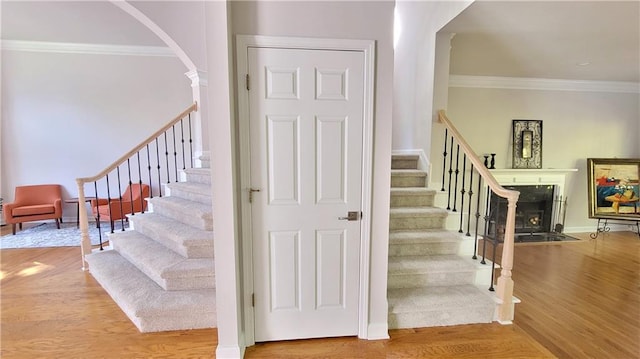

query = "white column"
[185, 69, 209, 166]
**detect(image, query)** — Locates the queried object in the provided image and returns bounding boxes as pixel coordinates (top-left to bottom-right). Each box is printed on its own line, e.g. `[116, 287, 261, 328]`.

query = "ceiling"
[440, 0, 640, 82]
[3, 1, 639, 83]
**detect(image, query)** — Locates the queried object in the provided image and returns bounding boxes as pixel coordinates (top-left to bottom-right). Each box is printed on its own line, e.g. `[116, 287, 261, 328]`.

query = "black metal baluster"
[94, 181, 103, 250]
[172, 125, 178, 182]
[180, 119, 186, 171]
[164, 132, 171, 184]
[105, 174, 114, 234]
[452, 145, 461, 212]
[188, 113, 194, 168]
[473, 173, 482, 260]
[116, 166, 125, 233]
[126, 159, 134, 221]
[466, 164, 474, 237]
[441, 129, 448, 192]
[481, 187, 492, 265]
[446, 137, 454, 210]
[156, 138, 163, 197]
[137, 152, 145, 213]
[146, 144, 154, 199]
[458, 154, 467, 233]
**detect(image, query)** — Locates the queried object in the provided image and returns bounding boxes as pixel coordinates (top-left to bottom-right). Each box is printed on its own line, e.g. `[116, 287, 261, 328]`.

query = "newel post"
[76, 179, 92, 271]
[495, 193, 519, 323]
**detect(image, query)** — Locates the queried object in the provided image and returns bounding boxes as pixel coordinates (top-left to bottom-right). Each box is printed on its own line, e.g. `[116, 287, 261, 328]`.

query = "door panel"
[248, 47, 365, 341]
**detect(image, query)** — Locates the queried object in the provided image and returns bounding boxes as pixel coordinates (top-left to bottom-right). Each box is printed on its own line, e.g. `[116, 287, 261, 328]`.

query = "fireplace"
[490, 185, 556, 235]
[485, 168, 578, 241]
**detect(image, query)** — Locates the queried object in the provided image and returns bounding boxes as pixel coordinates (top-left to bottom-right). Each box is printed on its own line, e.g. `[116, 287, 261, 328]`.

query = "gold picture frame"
[587, 158, 640, 219]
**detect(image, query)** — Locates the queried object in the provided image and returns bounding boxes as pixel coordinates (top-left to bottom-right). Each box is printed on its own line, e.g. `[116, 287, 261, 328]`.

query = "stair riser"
[390, 194, 434, 208]
[136, 312, 217, 333]
[387, 271, 475, 289]
[391, 159, 419, 170]
[391, 176, 426, 188]
[164, 276, 215, 291]
[151, 203, 213, 231]
[389, 216, 445, 231]
[389, 242, 459, 256]
[185, 172, 211, 185]
[165, 187, 212, 205]
[389, 308, 493, 329]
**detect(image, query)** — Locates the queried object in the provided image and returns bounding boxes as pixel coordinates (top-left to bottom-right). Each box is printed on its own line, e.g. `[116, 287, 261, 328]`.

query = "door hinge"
[251, 293, 255, 307]
[246, 74, 250, 91]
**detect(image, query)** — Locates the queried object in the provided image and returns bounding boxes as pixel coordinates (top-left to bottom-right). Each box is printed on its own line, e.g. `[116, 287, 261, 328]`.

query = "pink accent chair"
[3, 184, 63, 235]
[91, 183, 150, 232]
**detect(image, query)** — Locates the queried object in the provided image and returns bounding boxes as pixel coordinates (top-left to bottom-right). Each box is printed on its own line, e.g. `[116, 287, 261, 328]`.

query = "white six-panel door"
[247, 47, 365, 341]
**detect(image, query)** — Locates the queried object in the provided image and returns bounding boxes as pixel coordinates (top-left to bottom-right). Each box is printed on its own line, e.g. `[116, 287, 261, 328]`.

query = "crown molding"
[1, 40, 176, 57]
[449, 75, 640, 94]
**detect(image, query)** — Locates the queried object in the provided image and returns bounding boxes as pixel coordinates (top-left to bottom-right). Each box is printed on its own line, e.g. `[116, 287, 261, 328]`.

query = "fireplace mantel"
[489, 168, 578, 198]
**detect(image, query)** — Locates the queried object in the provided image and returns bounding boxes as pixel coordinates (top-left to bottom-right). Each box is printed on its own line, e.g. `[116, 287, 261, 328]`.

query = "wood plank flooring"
[1, 227, 638, 358]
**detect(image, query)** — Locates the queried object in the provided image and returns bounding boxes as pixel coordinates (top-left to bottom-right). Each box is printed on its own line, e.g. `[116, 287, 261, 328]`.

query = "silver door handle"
[338, 211, 360, 221]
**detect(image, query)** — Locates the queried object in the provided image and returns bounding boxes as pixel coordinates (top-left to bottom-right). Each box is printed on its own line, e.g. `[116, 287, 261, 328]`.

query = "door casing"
[236, 35, 376, 346]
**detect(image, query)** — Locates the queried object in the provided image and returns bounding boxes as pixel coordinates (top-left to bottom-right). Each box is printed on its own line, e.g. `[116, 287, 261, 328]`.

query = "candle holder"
[490, 153, 496, 169]
[484, 155, 489, 168]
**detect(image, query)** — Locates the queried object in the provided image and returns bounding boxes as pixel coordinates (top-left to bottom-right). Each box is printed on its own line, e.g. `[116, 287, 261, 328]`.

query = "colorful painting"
[587, 158, 640, 219]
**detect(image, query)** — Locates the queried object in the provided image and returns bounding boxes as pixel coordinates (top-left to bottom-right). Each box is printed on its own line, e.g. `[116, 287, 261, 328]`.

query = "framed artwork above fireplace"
[512, 119, 542, 169]
[587, 158, 640, 219]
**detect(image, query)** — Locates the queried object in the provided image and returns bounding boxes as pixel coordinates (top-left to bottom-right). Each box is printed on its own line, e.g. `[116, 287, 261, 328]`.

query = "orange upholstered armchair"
[3, 184, 63, 235]
[91, 183, 150, 232]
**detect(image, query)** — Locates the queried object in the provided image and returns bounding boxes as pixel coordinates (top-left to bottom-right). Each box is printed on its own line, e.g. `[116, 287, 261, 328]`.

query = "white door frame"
[236, 35, 375, 345]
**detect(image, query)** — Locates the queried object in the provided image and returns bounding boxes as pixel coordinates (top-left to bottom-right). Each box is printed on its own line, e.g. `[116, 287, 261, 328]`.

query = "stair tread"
[388, 254, 475, 274]
[129, 212, 213, 246]
[86, 250, 216, 317]
[110, 231, 214, 279]
[388, 285, 494, 313]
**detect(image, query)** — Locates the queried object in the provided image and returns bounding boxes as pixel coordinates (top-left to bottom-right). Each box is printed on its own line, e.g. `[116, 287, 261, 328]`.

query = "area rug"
[0, 222, 127, 249]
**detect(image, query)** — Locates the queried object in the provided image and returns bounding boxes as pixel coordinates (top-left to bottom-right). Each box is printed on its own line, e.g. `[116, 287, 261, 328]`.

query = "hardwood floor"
[1, 227, 638, 358]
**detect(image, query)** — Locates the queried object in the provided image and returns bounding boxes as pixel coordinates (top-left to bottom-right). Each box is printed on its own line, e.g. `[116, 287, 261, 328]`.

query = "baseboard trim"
[365, 322, 390, 340]
[215, 345, 244, 359]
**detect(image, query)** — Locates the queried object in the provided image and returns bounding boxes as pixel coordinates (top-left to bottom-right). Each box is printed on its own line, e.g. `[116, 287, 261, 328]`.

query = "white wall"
[1, 49, 192, 220]
[392, 0, 472, 156]
[443, 86, 640, 231]
[231, 0, 394, 341]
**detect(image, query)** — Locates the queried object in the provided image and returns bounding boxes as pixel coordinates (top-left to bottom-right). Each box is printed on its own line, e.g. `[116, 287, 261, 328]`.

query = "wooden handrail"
[76, 103, 198, 270]
[437, 110, 519, 202]
[77, 103, 198, 184]
[437, 110, 520, 323]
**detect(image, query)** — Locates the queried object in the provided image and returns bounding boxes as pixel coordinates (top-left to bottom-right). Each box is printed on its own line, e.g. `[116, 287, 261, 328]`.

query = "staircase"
[85, 154, 216, 333]
[387, 154, 495, 329]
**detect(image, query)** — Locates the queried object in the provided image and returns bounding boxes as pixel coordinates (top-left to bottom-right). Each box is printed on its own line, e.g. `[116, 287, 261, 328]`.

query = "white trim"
[1, 40, 175, 57]
[215, 345, 244, 359]
[185, 69, 209, 87]
[236, 35, 376, 345]
[449, 75, 640, 94]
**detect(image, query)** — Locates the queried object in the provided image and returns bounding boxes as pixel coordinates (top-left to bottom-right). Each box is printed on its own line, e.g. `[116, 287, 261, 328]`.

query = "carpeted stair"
[86, 153, 216, 333]
[388, 154, 495, 329]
